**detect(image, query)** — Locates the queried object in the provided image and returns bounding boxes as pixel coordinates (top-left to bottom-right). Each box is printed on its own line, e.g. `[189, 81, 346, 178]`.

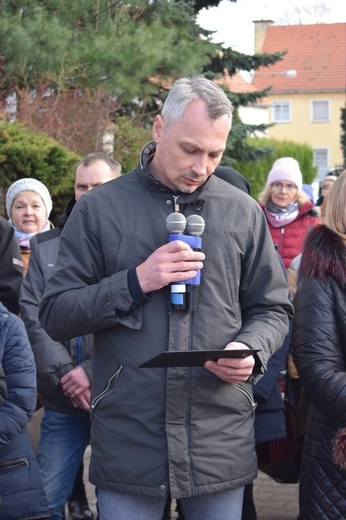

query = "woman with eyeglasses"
[5, 178, 53, 276]
[258, 158, 320, 425]
[258, 157, 320, 270]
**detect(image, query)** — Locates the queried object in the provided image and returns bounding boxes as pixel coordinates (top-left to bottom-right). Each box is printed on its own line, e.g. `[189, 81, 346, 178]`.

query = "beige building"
[252, 21, 346, 180]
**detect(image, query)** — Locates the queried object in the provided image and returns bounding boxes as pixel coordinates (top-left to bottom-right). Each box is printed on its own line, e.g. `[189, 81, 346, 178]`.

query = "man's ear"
[152, 115, 163, 143]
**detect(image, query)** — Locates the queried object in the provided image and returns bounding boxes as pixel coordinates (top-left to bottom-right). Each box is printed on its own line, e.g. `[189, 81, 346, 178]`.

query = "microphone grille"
[166, 212, 187, 233]
[186, 215, 205, 236]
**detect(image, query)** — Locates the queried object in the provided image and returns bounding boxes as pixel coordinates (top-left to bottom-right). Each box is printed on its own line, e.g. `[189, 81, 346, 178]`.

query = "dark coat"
[0, 303, 49, 519]
[39, 142, 293, 499]
[254, 327, 291, 443]
[292, 224, 346, 519]
[0, 216, 23, 314]
[213, 166, 251, 195]
[20, 196, 93, 415]
[0, 364, 6, 407]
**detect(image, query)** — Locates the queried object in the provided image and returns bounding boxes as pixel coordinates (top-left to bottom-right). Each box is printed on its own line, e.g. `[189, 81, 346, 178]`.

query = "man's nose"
[192, 156, 208, 176]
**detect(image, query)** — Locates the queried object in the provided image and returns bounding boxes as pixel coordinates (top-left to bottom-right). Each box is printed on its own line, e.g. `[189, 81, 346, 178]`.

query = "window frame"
[311, 99, 330, 123]
[271, 101, 291, 123]
[313, 147, 329, 179]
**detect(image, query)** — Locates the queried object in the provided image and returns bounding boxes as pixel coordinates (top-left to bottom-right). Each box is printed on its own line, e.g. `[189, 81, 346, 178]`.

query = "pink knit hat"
[266, 157, 303, 191]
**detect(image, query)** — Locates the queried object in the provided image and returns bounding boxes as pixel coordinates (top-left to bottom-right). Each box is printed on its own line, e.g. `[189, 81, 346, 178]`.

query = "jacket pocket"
[0, 457, 29, 473]
[90, 363, 124, 419]
[234, 382, 256, 414]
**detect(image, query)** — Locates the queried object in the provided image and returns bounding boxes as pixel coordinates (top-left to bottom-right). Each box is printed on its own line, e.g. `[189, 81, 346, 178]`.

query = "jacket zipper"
[90, 363, 124, 416]
[278, 226, 285, 256]
[0, 457, 29, 473]
[234, 382, 256, 412]
[173, 195, 180, 212]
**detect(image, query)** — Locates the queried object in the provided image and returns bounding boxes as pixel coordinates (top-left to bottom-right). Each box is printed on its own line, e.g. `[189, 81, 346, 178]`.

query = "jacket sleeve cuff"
[48, 363, 75, 388]
[128, 267, 150, 305]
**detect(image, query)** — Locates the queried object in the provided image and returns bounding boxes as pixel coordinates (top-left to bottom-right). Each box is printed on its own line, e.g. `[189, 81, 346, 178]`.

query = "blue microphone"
[185, 215, 205, 311]
[166, 212, 187, 310]
[166, 213, 205, 311]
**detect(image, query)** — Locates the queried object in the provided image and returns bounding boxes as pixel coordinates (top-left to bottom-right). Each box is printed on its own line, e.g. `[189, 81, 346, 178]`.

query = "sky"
[197, 0, 346, 55]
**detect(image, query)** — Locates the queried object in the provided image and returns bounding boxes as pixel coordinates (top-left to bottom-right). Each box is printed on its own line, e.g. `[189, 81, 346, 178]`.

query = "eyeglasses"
[271, 182, 297, 192]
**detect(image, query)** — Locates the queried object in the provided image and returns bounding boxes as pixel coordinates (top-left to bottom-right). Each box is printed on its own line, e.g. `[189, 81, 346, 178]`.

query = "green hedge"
[0, 122, 80, 224]
[231, 138, 318, 201]
[0, 123, 318, 223]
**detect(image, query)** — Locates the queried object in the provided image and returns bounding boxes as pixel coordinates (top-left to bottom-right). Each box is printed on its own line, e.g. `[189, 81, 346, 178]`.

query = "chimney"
[253, 20, 274, 53]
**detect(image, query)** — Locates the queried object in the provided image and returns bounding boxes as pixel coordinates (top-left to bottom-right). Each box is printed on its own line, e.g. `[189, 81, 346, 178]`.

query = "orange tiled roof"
[253, 22, 346, 94]
[221, 70, 257, 93]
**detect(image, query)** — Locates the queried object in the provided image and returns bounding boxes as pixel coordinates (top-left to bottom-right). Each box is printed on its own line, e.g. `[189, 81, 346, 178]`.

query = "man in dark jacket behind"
[20, 153, 121, 520]
[39, 76, 293, 520]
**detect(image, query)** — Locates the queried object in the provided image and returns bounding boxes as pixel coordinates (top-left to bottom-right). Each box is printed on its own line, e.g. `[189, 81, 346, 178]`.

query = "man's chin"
[179, 186, 198, 194]
[179, 180, 206, 193]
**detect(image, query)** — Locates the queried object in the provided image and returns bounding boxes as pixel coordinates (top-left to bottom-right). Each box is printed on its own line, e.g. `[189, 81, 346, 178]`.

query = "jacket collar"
[57, 195, 76, 228]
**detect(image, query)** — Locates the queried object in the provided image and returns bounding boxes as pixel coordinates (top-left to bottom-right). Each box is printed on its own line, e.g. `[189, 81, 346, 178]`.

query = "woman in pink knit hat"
[259, 158, 320, 412]
[258, 157, 320, 270]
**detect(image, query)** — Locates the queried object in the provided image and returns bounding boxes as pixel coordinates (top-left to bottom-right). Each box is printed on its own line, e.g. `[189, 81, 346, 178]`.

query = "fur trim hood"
[298, 224, 346, 290]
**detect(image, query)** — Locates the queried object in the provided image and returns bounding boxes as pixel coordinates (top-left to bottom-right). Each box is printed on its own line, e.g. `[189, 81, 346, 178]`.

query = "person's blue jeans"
[37, 408, 91, 520]
[97, 486, 244, 520]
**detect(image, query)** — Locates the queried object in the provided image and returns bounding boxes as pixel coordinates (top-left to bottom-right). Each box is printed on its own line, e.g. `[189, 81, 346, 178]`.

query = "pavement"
[253, 471, 299, 520]
[28, 409, 299, 520]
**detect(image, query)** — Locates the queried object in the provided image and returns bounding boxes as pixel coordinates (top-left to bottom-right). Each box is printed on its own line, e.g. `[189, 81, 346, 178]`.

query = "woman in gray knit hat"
[5, 178, 53, 275]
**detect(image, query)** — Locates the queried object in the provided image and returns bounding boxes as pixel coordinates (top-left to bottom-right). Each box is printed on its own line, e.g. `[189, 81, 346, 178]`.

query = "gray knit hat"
[6, 178, 53, 219]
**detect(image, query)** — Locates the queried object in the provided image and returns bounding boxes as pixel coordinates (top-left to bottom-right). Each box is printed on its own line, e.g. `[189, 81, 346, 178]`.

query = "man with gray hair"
[39, 76, 293, 519]
[20, 152, 121, 520]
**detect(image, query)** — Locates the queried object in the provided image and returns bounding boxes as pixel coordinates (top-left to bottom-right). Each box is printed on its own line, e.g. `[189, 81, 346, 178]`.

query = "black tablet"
[139, 349, 259, 368]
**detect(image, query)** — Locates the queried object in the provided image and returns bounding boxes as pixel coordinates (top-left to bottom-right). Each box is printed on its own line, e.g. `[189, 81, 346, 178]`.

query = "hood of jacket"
[298, 224, 346, 289]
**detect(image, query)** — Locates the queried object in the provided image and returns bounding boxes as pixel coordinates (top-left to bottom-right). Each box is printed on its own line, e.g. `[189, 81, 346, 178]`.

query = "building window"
[313, 148, 329, 179]
[311, 100, 329, 122]
[272, 101, 290, 123]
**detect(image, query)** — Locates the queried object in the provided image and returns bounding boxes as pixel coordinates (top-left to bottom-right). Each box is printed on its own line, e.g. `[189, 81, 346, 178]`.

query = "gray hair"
[161, 75, 233, 128]
[75, 152, 121, 177]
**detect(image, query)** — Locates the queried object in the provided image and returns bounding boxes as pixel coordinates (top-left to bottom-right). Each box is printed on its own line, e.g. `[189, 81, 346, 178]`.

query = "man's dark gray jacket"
[39, 148, 293, 499]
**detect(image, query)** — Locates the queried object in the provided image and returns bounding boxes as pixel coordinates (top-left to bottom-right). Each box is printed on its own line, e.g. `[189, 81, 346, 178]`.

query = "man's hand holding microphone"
[136, 212, 205, 297]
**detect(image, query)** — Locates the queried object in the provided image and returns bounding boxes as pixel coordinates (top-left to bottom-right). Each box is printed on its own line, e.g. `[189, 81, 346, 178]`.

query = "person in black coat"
[214, 165, 251, 195]
[292, 170, 346, 520]
[0, 302, 49, 519]
[0, 215, 23, 314]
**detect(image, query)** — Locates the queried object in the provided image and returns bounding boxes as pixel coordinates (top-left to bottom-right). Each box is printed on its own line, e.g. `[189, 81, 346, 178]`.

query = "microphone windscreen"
[186, 215, 205, 236]
[166, 212, 187, 234]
